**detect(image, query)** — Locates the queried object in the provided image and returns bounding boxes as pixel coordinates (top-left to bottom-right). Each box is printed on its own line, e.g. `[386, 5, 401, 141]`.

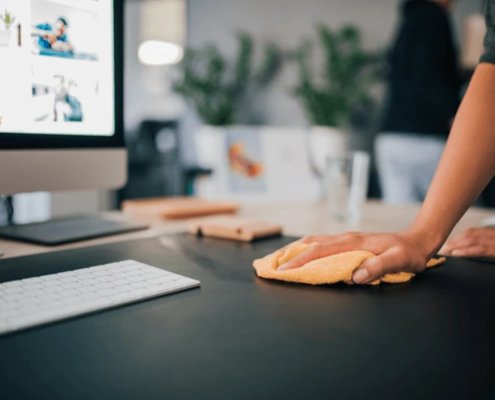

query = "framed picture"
[194, 126, 322, 202]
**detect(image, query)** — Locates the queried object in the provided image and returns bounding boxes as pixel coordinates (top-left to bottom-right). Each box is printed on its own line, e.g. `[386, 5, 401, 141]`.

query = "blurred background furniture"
[119, 119, 183, 200]
[118, 119, 211, 203]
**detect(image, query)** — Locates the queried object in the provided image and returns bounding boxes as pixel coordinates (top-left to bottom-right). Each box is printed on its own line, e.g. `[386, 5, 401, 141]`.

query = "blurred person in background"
[376, 0, 462, 204]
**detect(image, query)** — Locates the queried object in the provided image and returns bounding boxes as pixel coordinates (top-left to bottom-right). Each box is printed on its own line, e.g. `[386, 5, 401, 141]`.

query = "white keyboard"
[0, 260, 200, 335]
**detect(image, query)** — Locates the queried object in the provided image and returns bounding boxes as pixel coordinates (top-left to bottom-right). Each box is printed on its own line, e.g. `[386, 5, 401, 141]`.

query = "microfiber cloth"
[253, 242, 445, 285]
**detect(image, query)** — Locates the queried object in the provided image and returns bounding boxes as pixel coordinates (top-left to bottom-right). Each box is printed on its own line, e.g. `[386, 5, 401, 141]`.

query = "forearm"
[409, 63, 495, 256]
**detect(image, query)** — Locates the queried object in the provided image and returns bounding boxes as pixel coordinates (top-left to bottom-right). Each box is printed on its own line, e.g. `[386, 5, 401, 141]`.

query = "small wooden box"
[188, 216, 282, 242]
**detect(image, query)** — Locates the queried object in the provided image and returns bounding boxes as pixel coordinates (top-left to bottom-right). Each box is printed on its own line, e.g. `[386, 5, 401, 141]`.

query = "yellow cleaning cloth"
[253, 242, 445, 286]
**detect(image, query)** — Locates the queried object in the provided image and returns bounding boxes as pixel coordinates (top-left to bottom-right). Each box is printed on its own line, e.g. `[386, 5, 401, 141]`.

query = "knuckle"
[301, 235, 315, 243]
[465, 228, 477, 237]
[462, 237, 476, 247]
[343, 231, 357, 237]
[313, 244, 326, 256]
[342, 232, 363, 246]
[366, 257, 386, 275]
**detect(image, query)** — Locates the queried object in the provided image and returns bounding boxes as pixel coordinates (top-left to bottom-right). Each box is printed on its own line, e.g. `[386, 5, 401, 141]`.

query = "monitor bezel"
[0, 0, 124, 150]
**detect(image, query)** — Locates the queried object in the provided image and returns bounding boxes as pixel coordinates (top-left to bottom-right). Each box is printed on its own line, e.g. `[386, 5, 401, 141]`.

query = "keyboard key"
[17, 297, 41, 306]
[21, 277, 44, 284]
[1, 286, 23, 295]
[129, 281, 148, 289]
[38, 300, 65, 310]
[97, 288, 120, 297]
[112, 278, 129, 286]
[18, 304, 43, 315]
[78, 292, 103, 301]
[40, 280, 60, 288]
[57, 289, 80, 298]
[40, 293, 61, 301]
[93, 282, 113, 290]
[60, 282, 81, 290]
[76, 286, 96, 294]
[2, 309, 21, 319]
[4, 293, 24, 301]
[25, 288, 47, 297]
[2, 281, 22, 288]
[23, 282, 47, 292]
[151, 275, 179, 284]
[59, 276, 79, 284]
[0, 302, 19, 312]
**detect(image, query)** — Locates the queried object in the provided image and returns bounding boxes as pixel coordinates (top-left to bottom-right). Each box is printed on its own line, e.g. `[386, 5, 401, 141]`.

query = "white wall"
[124, 1, 185, 133]
[186, 0, 484, 127]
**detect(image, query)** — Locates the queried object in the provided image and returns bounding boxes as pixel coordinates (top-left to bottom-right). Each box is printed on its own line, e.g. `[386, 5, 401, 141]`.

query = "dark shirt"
[381, 0, 461, 137]
[481, 0, 495, 64]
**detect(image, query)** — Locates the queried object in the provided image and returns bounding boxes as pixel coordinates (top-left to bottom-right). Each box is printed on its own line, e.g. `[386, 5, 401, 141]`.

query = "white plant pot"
[306, 126, 351, 199]
[194, 125, 323, 202]
[307, 126, 350, 177]
[0, 30, 11, 47]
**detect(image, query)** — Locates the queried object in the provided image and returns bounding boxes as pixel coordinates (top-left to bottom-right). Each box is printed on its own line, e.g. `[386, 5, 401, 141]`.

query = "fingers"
[278, 241, 353, 271]
[440, 236, 476, 254]
[450, 245, 486, 257]
[441, 228, 495, 254]
[441, 228, 495, 258]
[352, 248, 417, 284]
[298, 235, 337, 245]
[278, 236, 328, 251]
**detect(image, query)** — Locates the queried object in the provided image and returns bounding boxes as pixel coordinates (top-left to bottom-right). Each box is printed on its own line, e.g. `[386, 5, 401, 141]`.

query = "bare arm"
[278, 64, 495, 283]
[409, 63, 495, 256]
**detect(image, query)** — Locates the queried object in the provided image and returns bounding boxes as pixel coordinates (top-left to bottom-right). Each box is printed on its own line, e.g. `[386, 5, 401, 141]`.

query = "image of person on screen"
[34, 17, 73, 53]
[52, 75, 83, 122]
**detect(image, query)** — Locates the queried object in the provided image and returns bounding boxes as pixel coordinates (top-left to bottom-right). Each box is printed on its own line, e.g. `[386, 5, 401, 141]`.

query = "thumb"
[352, 250, 408, 284]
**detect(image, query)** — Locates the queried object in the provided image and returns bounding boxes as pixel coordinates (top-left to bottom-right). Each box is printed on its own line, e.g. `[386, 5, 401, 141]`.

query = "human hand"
[277, 229, 435, 284]
[440, 227, 495, 258]
[44, 33, 57, 44]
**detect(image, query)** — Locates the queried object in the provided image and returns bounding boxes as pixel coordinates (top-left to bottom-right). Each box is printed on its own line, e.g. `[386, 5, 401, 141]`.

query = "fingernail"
[278, 263, 289, 271]
[452, 250, 461, 256]
[353, 268, 370, 284]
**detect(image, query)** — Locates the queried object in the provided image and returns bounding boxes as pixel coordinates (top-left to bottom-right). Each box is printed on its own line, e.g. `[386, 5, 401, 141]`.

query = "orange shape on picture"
[228, 142, 263, 179]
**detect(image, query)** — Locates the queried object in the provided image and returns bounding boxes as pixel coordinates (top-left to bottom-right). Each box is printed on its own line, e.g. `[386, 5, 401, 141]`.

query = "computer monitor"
[0, 0, 126, 196]
[0, 0, 148, 245]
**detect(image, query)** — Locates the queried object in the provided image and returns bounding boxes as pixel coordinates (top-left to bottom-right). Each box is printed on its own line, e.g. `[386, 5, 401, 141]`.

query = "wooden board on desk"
[122, 197, 239, 220]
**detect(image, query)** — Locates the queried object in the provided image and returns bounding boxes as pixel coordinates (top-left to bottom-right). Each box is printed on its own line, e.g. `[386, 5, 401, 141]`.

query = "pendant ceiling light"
[139, 0, 185, 66]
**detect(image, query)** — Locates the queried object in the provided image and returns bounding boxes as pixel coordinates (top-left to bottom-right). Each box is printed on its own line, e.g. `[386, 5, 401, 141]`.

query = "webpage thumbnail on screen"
[0, 0, 115, 136]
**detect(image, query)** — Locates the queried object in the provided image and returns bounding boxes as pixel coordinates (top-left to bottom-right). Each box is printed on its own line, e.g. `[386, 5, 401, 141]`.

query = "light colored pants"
[375, 133, 446, 204]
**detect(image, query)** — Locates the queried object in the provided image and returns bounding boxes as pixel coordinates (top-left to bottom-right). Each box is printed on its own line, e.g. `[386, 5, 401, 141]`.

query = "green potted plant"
[0, 9, 16, 30]
[0, 10, 16, 47]
[173, 32, 282, 126]
[294, 24, 382, 178]
[173, 33, 282, 198]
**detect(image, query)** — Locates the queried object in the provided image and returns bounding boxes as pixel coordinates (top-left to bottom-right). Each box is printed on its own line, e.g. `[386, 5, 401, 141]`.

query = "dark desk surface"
[1, 234, 495, 400]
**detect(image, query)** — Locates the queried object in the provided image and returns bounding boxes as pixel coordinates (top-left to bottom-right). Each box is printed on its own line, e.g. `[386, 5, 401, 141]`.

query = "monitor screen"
[0, 0, 115, 137]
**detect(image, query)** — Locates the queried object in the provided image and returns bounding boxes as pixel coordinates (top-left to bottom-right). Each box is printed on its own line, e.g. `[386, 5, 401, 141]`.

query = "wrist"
[403, 223, 446, 259]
